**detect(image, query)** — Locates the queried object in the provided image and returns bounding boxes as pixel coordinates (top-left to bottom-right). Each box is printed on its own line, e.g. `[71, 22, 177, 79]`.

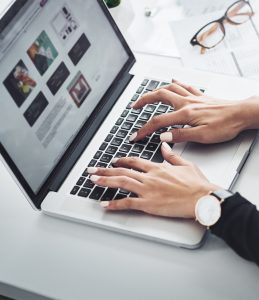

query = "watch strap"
[211, 189, 234, 202]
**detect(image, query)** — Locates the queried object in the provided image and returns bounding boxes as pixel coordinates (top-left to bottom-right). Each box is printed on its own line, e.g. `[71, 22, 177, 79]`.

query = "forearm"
[211, 193, 259, 265]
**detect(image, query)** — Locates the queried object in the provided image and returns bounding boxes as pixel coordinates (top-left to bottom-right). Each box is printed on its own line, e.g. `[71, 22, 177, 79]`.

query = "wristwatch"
[195, 189, 234, 227]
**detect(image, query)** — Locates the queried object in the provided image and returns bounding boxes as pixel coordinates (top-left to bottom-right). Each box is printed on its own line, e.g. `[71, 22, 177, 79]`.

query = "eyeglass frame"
[190, 0, 254, 50]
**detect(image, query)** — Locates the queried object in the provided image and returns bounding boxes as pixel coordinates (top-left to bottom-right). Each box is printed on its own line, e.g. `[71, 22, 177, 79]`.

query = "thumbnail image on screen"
[3, 60, 36, 107]
[27, 30, 58, 76]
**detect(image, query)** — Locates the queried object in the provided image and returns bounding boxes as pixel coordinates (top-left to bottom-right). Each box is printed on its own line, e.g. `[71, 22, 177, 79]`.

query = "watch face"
[195, 195, 221, 226]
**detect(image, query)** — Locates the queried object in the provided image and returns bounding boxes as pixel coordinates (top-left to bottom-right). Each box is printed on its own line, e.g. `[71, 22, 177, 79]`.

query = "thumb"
[161, 142, 190, 166]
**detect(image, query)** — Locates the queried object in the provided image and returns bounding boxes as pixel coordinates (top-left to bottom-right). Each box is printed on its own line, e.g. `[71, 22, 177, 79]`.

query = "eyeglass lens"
[196, 1, 253, 49]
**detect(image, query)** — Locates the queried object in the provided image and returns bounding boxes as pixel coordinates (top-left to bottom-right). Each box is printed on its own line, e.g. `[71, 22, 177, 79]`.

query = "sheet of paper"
[171, 8, 259, 79]
[180, 0, 234, 17]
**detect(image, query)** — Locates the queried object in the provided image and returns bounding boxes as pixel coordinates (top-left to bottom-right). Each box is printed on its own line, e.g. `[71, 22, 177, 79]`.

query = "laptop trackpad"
[180, 135, 243, 187]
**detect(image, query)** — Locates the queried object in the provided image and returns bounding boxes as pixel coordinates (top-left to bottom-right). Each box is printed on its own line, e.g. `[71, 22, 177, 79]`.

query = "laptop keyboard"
[70, 78, 184, 201]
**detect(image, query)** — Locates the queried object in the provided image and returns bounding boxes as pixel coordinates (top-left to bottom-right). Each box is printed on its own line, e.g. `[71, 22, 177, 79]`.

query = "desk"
[1, 3, 259, 300]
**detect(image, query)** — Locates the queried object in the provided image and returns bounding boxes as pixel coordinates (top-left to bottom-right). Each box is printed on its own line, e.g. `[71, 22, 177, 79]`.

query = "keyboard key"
[101, 188, 118, 201]
[121, 110, 129, 118]
[136, 86, 144, 94]
[115, 118, 124, 126]
[96, 162, 108, 168]
[131, 108, 142, 115]
[151, 147, 164, 163]
[88, 159, 97, 167]
[140, 112, 152, 121]
[124, 136, 131, 144]
[156, 127, 168, 134]
[106, 146, 118, 155]
[111, 137, 123, 147]
[110, 125, 119, 134]
[157, 105, 169, 113]
[99, 142, 108, 151]
[146, 80, 159, 91]
[126, 102, 133, 109]
[83, 179, 95, 189]
[138, 137, 149, 145]
[126, 114, 138, 123]
[105, 134, 113, 143]
[129, 192, 138, 198]
[115, 193, 126, 200]
[159, 82, 170, 87]
[150, 134, 161, 144]
[115, 152, 127, 158]
[116, 130, 128, 138]
[100, 154, 113, 163]
[121, 122, 133, 130]
[132, 144, 145, 153]
[120, 144, 132, 153]
[70, 186, 80, 195]
[144, 105, 156, 113]
[146, 143, 158, 152]
[135, 120, 146, 128]
[119, 188, 130, 195]
[76, 177, 85, 186]
[82, 169, 89, 177]
[128, 152, 139, 157]
[141, 79, 149, 86]
[89, 186, 105, 200]
[131, 94, 139, 101]
[130, 127, 139, 135]
[141, 151, 153, 160]
[94, 151, 103, 160]
[78, 188, 91, 198]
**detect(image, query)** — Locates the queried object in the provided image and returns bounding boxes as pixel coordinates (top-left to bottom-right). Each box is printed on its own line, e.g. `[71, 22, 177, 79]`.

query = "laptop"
[0, 0, 258, 249]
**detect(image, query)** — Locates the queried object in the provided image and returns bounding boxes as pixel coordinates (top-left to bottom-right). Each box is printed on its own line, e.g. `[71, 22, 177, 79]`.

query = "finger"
[87, 167, 145, 182]
[132, 89, 184, 110]
[100, 197, 145, 211]
[112, 156, 156, 173]
[90, 175, 143, 194]
[172, 80, 203, 96]
[160, 126, 208, 144]
[130, 111, 187, 142]
[161, 83, 192, 97]
[161, 142, 191, 166]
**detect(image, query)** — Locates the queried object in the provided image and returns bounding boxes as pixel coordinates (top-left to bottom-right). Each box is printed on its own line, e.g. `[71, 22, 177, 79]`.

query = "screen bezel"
[0, 0, 136, 208]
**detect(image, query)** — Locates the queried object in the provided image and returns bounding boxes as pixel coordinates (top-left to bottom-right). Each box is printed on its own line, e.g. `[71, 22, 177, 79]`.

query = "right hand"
[130, 80, 259, 144]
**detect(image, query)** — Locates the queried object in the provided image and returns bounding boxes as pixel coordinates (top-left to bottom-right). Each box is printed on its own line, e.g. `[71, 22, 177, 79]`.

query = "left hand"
[88, 142, 219, 218]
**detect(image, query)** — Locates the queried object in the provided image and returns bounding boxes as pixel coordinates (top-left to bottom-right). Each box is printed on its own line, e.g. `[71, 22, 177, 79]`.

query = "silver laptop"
[0, 0, 258, 249]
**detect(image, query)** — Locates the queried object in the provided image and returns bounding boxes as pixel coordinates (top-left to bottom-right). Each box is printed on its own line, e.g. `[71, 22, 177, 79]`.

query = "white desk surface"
[1, 2, 259, 300]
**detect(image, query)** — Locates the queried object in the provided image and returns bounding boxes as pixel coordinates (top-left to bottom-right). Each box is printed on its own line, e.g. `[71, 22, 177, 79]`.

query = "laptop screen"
[0, 0, 130, 194]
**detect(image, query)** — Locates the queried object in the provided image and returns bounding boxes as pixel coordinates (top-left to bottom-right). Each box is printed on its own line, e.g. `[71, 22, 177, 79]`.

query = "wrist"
[238, 97, 259, 130]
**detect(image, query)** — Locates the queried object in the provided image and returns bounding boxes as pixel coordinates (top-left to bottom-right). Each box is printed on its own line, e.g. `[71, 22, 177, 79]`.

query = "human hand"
[130, 80, 258, 144]
[88, 142, 218, 218]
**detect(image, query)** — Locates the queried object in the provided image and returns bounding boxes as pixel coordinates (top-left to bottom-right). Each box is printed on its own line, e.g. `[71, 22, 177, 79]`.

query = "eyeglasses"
[190, 0, 254, 54]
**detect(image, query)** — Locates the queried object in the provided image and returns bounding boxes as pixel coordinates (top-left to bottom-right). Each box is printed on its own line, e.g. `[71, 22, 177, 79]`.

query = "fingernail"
[100, 201, 110, 208]
[162, 142, 172, 153]
[130, 102, 135, 108]
[87, 167, 98, 174]
[90, 175, 100, 182]
[111, 158, 119, 164]
[129, 132, 137, 142]
[160, 132, 173, 142]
